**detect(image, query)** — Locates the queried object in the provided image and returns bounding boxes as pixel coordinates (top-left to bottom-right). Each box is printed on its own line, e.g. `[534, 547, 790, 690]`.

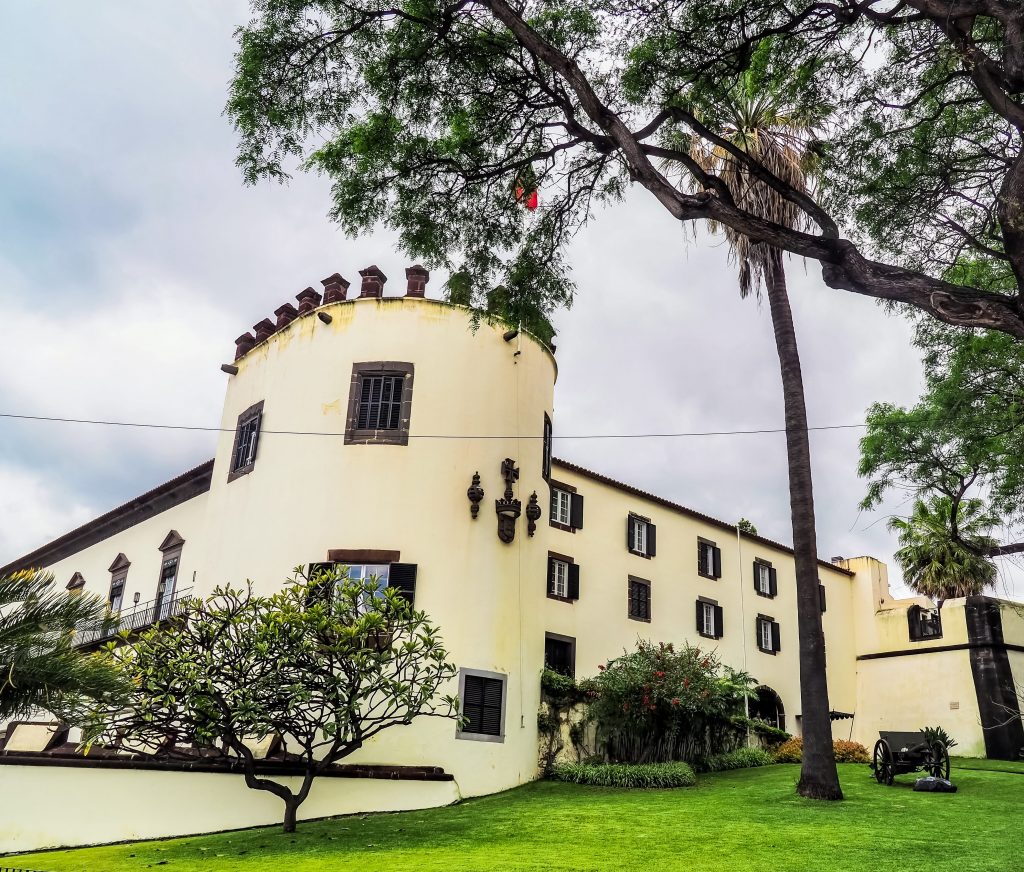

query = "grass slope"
[13, 763, 1023, 872]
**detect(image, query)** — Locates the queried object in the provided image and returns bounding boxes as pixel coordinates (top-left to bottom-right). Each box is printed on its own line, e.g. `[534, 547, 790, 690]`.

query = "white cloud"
[0, 464, 95, 565]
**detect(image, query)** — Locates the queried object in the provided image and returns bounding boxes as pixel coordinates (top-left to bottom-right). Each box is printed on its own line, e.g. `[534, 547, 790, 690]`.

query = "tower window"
[345, 362, 415, 445]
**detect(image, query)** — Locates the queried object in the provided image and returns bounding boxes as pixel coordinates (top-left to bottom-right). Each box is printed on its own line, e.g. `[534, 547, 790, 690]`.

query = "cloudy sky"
[1, 1, 1020, 599]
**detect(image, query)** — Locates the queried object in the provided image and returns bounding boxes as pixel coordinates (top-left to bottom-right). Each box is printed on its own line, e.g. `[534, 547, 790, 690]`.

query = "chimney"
[295, 287, 322, 315]
[405, 264, 429, 297]
[321, 273, 350, 304]
[358, 265, 387, 298]
[234, 332, 256, 360]
[274, 303, 299, 329]
[253, 318, 276, 343]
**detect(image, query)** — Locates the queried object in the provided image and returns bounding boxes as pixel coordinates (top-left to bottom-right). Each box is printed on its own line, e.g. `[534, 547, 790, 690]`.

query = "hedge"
[551, 761, 696, 788]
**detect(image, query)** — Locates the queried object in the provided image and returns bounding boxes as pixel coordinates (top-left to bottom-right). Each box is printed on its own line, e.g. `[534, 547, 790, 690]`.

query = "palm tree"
[687, 89, 842, 799]
[889, 497, 998, 600]
[0, 569, 126, 722]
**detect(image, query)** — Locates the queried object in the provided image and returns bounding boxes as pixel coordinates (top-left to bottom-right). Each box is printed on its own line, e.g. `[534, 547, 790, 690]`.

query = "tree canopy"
[859, 323, 1024, 561]
[229, 0, 1024, 335]
[84, 569, 458, 832]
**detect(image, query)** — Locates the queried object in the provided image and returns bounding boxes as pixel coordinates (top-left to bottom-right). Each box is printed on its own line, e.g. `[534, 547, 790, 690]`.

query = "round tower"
[201, 265, 556, 797]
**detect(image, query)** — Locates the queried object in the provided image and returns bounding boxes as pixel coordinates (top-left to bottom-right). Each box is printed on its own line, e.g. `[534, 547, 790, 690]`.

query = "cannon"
[870, 731, 950, 785]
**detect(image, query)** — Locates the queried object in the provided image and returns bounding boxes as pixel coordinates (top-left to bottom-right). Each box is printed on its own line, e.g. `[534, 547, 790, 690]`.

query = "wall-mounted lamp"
[133, 591, 141, 606]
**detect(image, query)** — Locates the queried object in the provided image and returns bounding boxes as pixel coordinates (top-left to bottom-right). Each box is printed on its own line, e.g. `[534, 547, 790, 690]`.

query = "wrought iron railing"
[75, 588, 194, 647]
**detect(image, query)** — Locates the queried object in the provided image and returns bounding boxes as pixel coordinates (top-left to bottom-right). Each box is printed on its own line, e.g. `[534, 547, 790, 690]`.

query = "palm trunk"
[764, 249, 843, 800]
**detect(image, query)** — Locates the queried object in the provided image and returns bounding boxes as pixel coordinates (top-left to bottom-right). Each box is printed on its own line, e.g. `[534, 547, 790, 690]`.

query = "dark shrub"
[702, 747, 776, 772]
[551, 761, 696, 788]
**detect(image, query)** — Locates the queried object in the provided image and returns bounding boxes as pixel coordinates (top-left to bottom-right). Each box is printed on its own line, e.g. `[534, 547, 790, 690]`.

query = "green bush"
[772, 737, 870, 764]
[551, 761, 696, 789]
[703, 747, 776, 772]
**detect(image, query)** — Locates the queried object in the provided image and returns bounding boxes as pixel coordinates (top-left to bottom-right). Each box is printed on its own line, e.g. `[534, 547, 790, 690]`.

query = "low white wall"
[0, 765, 461, 854]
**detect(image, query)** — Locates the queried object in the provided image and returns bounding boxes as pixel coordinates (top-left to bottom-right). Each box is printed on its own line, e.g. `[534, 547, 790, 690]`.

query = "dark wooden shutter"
[567, 563, 580, 600]
[908, 606, 921, 641]
[388, 563, 417, 605]
[546, 555, 555, 596]
[570, 493, 585, 529]
[769, 567, 778, 597]
[712, 546, 722, 579]
[647, 523, 657, 557]
[752, 561, 761, 594]
[818, 583, 826, 612]
[771, 621, 781, 654]
[695, 599, 704, 634]
[627, 517, 636, 552]
[698, 543, 709, 576]
[462, 675, 484, 733]
[714, 604, 724, 639]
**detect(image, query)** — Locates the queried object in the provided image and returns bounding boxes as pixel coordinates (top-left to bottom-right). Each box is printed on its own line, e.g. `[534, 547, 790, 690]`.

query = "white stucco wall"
[0, 765, 459, 853]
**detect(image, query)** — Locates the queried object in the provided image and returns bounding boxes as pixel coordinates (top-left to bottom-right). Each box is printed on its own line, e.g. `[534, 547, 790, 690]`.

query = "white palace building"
[1, 264, 1022, 851]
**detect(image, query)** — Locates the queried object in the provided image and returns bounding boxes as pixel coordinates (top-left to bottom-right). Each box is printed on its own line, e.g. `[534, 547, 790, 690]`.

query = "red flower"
[671, 698, 680, 706]
[622, 702, 630, 712]
[683, 678, 691, 688]
[655, 671, 666, 678]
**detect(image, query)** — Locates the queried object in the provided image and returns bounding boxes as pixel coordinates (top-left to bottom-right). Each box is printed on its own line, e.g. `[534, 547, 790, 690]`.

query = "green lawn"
[12, 763, 1024, 872]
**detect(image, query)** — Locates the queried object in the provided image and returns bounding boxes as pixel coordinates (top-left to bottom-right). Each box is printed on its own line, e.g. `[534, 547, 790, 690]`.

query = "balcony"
[75, 588, 194, 648]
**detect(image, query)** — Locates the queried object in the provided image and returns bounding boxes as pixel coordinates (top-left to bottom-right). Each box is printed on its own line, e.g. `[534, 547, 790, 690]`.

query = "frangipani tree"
[85, 569, 459, 832]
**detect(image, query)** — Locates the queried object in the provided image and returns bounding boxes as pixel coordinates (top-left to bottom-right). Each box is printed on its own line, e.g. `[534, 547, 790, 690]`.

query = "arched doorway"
[750, 686, 785, 732]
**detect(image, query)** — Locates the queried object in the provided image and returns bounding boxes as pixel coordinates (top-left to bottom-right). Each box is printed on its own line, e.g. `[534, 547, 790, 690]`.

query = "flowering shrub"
[774, 737, 803, 763]
[587, 641, 755, 764]
[833, 740, 870, 763]
[772, 737, 869, 764]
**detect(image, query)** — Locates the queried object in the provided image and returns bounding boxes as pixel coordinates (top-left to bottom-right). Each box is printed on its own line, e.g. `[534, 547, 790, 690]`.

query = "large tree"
[229, 0, 1024, 336]
[0, 570, 125, 723]
[860, 321, 1024, 569]
[228, 0, 1024, 799]
[689, 84, 840, 797]
[85, 569, 459, 832]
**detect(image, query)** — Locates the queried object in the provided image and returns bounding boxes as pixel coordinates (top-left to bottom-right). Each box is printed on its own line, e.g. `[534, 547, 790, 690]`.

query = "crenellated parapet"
[231, 264, 431, 362]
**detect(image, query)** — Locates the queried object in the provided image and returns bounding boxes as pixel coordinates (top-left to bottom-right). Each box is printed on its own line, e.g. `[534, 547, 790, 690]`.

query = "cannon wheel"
[925, 741, 950, 780]
[873, 738, 894, 785]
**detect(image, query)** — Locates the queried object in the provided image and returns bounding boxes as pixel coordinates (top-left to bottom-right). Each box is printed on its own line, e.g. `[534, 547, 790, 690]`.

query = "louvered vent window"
[462, 675, 504, 736]
[357, 375, 404, 430]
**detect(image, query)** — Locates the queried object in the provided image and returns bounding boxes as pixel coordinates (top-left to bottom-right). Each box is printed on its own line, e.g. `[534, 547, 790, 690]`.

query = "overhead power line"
[0, 411, 872, 439]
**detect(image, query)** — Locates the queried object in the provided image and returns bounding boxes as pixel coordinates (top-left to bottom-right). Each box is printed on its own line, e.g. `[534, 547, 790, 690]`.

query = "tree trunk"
[283, 796, 299, 833]
[764, 250, 843, 801]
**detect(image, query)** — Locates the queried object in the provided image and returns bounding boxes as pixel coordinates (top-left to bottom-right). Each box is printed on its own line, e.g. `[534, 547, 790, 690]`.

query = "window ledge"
[547, 593, 575, 604]
[629, 549, 652, 560]
[226, 463, 256, 483]
[757, 647, 778, 656]
[697, 631, 721, 640]
[755, 590, 775, 599]
[549, 521, 576, 533]
[698, 571, 718, 580]
[628, 615, 651, 623]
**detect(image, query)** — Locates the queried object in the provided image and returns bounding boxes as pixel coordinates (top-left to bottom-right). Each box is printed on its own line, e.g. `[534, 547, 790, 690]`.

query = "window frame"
[756, 615, 780, 655]
[547, 551, 578, 602]
[542, 414, 553, 481]
[754, 559, 777, 598]
[696, 596, 723, 640]
[344, 362, 415, 446]
[627, 513, 655, 559]
[227, 400, 264, 482]
[544, 632, 576, 678]
[456, 668, 507, 743]
[108, 574, 127, 613]
[698, 537, 721, 580]
[627, 575, 652, 622]
[550, 483, 572, 529]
